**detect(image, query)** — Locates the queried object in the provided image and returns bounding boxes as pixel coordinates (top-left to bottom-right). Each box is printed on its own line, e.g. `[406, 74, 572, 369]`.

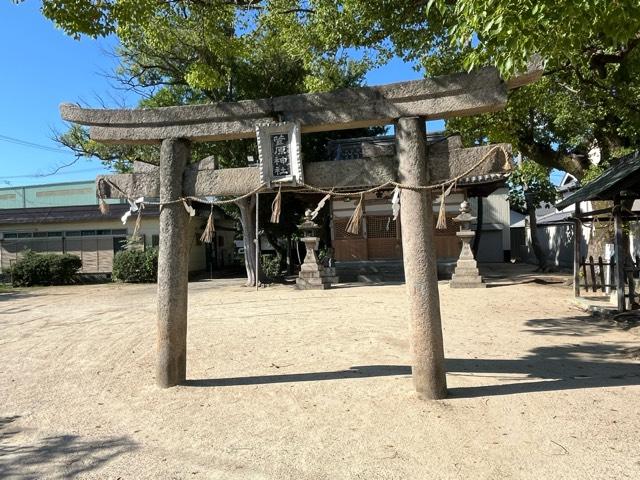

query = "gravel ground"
[1, 269, 639, 479]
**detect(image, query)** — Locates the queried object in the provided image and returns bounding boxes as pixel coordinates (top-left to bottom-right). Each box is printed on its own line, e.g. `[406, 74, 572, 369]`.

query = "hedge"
[112, 248, 158, 283]
[10, 251, 82, 287]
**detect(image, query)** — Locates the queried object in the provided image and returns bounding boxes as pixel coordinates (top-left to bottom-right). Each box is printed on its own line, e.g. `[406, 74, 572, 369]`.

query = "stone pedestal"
[296, 236, 335, 289]
[296, 211, 336, 290]
[450, 201, 485, 288]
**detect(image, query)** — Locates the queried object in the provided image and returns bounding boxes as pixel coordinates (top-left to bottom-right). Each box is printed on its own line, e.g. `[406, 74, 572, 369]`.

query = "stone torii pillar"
[60, 62, 541, 395]
[157, 138, 191, 387]
[397, 117, 447, 398]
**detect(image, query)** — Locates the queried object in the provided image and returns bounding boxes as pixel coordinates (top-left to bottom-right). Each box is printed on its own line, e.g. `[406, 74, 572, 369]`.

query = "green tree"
[508, 160, 558, 270]
[36, 1, 640, 177]
[37, 0, 375, 285]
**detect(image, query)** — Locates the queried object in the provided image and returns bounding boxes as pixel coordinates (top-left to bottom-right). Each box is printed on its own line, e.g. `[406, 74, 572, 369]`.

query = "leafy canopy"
[35, 1, 640, 179]
[507, 160, 557, 213]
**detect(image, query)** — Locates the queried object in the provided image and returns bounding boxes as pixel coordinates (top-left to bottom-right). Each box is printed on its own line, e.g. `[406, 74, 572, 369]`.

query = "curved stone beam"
[62, 65, 542, 145]
[96, 143, 511, 199]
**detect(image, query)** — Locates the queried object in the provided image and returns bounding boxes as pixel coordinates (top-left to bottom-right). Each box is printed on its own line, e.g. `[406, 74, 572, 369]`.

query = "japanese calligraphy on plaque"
[256, 122, 303, 187]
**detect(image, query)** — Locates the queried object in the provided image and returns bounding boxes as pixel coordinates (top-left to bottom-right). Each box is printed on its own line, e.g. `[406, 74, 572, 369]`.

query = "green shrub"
[112, 247, 158, 283]
[11, 250, 82, 287]
[261, 253, 282, 280]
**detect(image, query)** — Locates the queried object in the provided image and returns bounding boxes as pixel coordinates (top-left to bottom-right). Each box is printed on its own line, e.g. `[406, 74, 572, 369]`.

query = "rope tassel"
[270, 184, 282, 223]
[503, 149, 513, 171]
[346, 194, 365, 235]
[200, 206, 215, 243]
[98, 197, 110, 215]
[97, 179, 110, 215]
[436, 181, 456, 230]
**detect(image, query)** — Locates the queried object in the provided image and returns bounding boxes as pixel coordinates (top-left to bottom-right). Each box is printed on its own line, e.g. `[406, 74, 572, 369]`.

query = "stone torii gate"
[61, 65, 541, 399]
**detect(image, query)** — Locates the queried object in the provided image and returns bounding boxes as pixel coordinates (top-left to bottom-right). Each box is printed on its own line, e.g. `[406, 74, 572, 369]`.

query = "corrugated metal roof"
[556, 151, 640, 209]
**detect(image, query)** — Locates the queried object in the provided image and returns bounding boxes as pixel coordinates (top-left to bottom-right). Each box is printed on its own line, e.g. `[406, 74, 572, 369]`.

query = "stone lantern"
[449, 200, 485, 288]
[296, 209, 337, 289]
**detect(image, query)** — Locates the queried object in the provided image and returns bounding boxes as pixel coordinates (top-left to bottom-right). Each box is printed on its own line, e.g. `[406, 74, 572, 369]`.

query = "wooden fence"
[581, 255, 640, 304]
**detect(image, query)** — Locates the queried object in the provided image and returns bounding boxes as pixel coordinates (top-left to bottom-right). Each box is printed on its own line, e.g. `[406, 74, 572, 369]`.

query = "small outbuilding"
[556, 151, 640, 311]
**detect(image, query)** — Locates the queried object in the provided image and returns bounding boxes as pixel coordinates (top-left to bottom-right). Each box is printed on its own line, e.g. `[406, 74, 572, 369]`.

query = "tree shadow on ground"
[184, 343, 640, 398]
[0, 290, 44, 303]
[523, 314, 631, 336]
[0, 416, 137, 479]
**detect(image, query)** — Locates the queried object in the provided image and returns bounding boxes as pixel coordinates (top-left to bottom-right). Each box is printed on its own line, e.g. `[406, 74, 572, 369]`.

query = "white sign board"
[256, 122, 303, 187]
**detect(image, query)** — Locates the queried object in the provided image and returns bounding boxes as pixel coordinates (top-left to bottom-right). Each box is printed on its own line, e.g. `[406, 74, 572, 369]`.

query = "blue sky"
[0, 1, 137, 187]
[0, 2, 560, 187]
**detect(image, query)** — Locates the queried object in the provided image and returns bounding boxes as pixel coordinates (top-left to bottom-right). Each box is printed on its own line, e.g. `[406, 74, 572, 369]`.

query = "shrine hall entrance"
[331, 192, 462, 262]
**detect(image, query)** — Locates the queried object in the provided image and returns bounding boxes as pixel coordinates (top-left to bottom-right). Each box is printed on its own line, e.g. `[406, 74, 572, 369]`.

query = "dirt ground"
[1, 265, 639, 479]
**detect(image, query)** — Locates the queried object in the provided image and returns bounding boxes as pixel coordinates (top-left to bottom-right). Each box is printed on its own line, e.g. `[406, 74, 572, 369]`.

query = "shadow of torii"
[184, 342, 640, 398]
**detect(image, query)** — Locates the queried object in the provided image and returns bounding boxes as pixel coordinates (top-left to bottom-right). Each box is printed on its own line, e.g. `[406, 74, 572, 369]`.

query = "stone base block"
[296, 277, 331, 290]
[450, 282, 486, 288]
[450, 273, 486, 288]
[456, 259, 478, 269]
[301, 264, 323, 273]
[453, 267, 480, 276]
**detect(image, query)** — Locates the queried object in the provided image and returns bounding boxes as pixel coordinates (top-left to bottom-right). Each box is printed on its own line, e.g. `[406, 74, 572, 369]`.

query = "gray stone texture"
[397, 117, 447, 400]
[96, 142, 511, 199]
[449, 203, 486, 289]
[296, 236, 334, 290]
[156, 138, 191, 388]
[60, 65, 543, 144]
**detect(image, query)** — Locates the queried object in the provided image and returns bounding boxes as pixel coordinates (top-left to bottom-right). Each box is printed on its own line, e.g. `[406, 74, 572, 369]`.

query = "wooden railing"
[580, 255, 639, 304]
[580, 256, 614, 292]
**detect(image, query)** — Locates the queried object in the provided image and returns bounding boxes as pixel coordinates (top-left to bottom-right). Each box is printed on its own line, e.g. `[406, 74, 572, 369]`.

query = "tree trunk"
[527, 200, 548, 271]
[472, 196, 483, 257]
[237, 196, 257, 286]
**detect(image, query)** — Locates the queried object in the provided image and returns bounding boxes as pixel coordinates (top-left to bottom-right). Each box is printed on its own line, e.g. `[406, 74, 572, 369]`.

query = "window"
[65, 231, 81, 237]
[81, 230, 97, 236]
[47, 232, 63, 237]
[17, 232, 33, 238]
[112, 229, 127, 235]
[33, 232, 48, 238]
[3, 233, 17, 239]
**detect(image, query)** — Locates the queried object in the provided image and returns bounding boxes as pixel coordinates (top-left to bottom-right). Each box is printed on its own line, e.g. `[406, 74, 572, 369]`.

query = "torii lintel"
[60, 63, 542, 146]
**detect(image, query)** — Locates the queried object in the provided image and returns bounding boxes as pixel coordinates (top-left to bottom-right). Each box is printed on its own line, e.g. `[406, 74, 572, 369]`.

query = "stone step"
[296, 277, 331, 290]
[451, 273, 483, 283]
[450, 281, 486, 288]
[336, 260, 457, 282]
[453, 267, 480, 276]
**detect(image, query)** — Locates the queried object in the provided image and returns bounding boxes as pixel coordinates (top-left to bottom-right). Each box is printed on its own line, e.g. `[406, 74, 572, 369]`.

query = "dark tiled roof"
[557, 151, 640, 209]
[0, 204, 160, 225]
[458, 172, 508, 186]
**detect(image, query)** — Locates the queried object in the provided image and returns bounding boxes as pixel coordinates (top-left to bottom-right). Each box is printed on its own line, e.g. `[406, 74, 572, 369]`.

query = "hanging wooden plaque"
[256, 122, 303, 187]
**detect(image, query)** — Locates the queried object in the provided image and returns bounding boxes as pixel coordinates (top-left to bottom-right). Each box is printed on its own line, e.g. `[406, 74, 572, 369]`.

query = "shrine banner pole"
[255, 192, 260, 291]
